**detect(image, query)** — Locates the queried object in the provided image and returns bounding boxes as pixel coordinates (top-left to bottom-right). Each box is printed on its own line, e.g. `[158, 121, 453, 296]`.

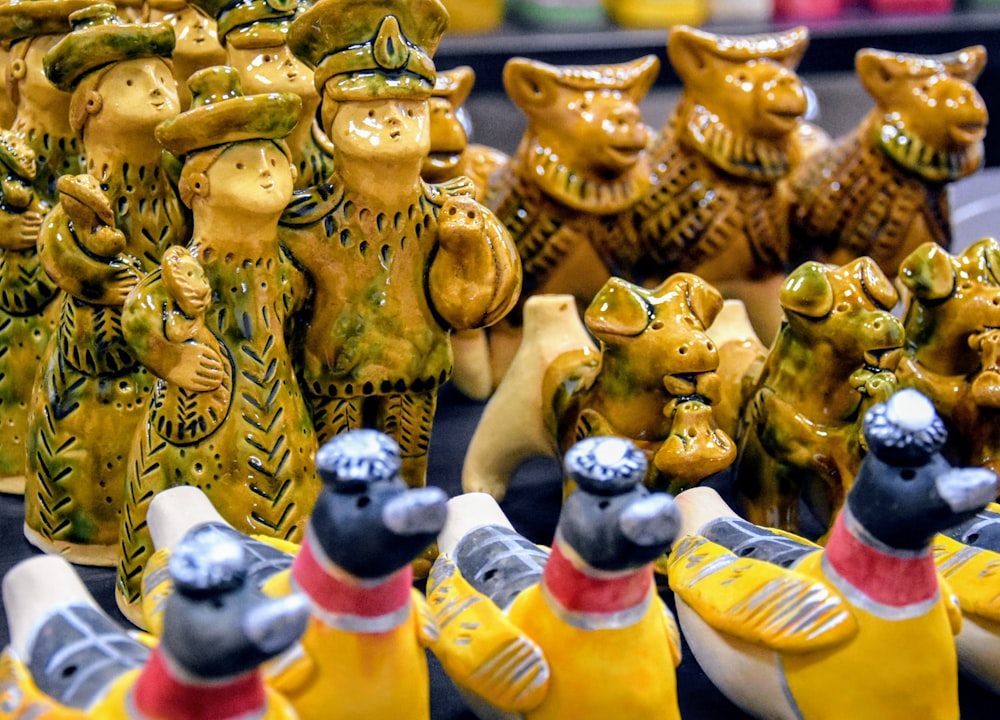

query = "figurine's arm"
[0, 194, 47, 251]
[751, 386, 836, 470]
[895, 356, 963, 416]
[428, 194, 521, 332]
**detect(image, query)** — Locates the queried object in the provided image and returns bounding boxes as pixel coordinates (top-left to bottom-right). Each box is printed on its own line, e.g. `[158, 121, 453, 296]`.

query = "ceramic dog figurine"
[431, 436, 683, 719]
[790, 45, 988, 278]
[669, 389, 998, 719]
[463, 274, 735, 501]
[736, 257, 904, 534]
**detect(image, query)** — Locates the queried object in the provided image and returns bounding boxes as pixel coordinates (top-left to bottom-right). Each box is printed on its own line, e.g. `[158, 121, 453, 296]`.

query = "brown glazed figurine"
[280, 0, 521, 488]
[735, 257, 904, 534]
[464, 274, 735, 501]
[896, 239, 1000, 493]
[789, 46, 988, 279]
[115, 66, 320, 624]
[24, 5, 184, 565]
[188, 0, 335, 189]
[484, 54, 658, 384]
[0, 0, 90, 495]
[634, 25, 811, 344]
[146, 0, 227, 109]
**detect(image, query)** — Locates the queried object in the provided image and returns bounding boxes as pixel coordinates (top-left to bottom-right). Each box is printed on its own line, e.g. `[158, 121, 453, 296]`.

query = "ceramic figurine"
[280, 0, 521, 488]
[187, 0, 336, 189]
[146, 0, 227, 109]
[0, 526, 307, 719]
[789, 45, 988, 278]
[0, 43, 14, 128]
[932, 502, 1000, 694]
[667, 389, 998, 719]
[23, 4, 185, 565]
[464, 274, 735, 502]
[431, 436, 683, 719]
[895, 238, 1000, 488]
[0, 0, 90, 494]
[115, 65, 320, 623]
[736, 257, 903, 534]
[138, 429, 450, 720]
[633, 25, 811, 344]
[483, 53, 659, 384]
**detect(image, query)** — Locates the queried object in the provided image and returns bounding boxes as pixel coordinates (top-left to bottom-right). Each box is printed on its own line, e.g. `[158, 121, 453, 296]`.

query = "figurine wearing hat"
[0, 0, 91, 496]
[147, 0, 227, 109]
[116, 66, 321, 623]
[188, 0, 335, 188]
[280, 0, 521, 488]
[23, 5, 187, 566]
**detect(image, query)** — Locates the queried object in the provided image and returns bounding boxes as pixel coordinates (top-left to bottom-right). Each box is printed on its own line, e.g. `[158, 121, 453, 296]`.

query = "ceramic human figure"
[23, 5, 184, 565]
[187, 0, 335, 189]
[116, 65, 321, 623]
[633, 25, 811, 344]
[0, 0, 90, 495]
[280, 0, 521, 488]
[789, 46, 988, 279]
[0, 43, 15, 128]
[668, 389, 998, 720]
[146, 0, 227, 109]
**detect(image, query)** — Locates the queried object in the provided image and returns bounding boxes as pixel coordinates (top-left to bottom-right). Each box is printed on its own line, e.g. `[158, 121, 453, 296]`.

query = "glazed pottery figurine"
[431, 436, 683, 719]
[0, 43, 14, 128]
[464, 274, 735, 502]
[280, 0, 521, 488]
[0, 526, 307, 719]
[736, 257, 903, 534]
[668, 389, 998, 720]
[484, 53, 659, 383]
[896, 238, 1000, 486]
[139, 429, 450, 720]
[116, 65, 320, 624]
[789, 45, 988, 278]
[0, 0, 90, 494]
[633, 25, 811, 344]
[188, 0, 335, 189]
[146, 0, 227, 109]
[933, 502, 1000, 694]
[24, 4, 185, 565]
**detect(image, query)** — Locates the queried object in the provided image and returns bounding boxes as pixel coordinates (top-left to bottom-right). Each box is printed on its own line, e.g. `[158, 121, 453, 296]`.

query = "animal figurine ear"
[585, 277, 649, 337]
[774, 26, 809, 70]
[941, 45, 987, 84]
[856, 48, 902, 101]
[619, 54, 661, 104]
[858, 257, 899, 310]
[779, 261, 834, 318]
[680, 274, 725, 329]
[667, 25, 714, 83]
[438, 65, 476, 110]
[898, 243, 956, 300]
[975, 236, 1000, 285]
[503, 57, 562, 113]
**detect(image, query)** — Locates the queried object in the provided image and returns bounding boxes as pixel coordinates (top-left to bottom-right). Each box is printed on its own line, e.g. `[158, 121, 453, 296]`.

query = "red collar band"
[542, 539, 653, 615]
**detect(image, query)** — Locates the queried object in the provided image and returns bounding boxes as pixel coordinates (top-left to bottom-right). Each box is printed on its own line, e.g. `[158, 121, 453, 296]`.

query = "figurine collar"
[875, 117, 983, 183]
[130, 646, 268, 720]
[541, 536, 654, 630]
[681, 103, 793, 180]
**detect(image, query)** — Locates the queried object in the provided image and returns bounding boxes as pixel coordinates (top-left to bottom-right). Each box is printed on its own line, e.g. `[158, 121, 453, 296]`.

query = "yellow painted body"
[505, 584, 682, 720]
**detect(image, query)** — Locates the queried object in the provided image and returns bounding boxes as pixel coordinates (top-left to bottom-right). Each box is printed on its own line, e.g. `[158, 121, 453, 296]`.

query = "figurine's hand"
[104, 261, 143, 306]
[0, 206, 44, 251]
[163, 341, 225, 393]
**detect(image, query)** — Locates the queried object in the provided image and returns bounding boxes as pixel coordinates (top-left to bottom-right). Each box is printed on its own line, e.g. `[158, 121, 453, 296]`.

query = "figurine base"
[22, 524, 117, 567]
[0, 475, 25, 495]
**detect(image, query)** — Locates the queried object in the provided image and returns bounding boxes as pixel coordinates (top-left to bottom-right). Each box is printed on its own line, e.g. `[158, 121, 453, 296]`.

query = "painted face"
[227, 44, 316, 101]
[328, 99, 430, 163]
[94, 57, 179, 129]
[203, 140, 294, 215]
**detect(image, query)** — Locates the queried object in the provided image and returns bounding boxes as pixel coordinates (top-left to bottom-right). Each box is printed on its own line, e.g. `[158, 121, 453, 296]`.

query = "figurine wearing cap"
[22, 5, 187, 566]
[280, 0, 521, 488]
[116, 66, 321, 624]
[188, 0, 335, 188]
[147, 0, 227, 109]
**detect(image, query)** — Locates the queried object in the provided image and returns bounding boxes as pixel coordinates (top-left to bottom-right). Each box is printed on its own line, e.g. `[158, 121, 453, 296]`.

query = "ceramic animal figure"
[0, 0, 90, 495]
[633, 25, 811, 344]
[895, 239, 1000, 488]
[280, 0, 521, 488]
[668, 389, 998, 720]
[24, 5, 185, 566]
[188, 0, 335, 189]
[932, 503, 1000, 694]
[430, 436, 683, 719]
[464, 274, 735, 502]
[116, 66, 320, 625]
[789, 45, 988, 279]
[736, 257, 903, 534]
[139, 429, 450, 720]
[146, 0, 227, 109]
[484, 53, 658, 383]
[0, 525, 307, 719]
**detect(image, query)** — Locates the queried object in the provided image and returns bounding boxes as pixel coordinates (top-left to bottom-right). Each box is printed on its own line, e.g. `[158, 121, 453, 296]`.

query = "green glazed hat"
[0, 0, 95, 43]
[43, 4, 175, 91]
[155, 64, 301, 155]
[188, 0, 297, 49]
[287, 0, 449, 100]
